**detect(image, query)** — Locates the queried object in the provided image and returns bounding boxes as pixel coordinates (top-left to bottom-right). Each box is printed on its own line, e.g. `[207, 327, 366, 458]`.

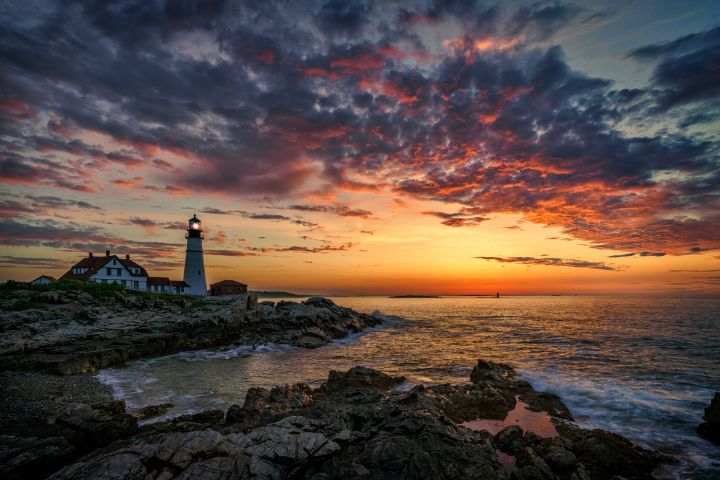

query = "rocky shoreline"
[1, 360, 673, 480]
[0, 286, 381, 374]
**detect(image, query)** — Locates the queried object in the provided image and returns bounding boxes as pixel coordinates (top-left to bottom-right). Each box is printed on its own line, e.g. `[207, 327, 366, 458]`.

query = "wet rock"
[521, 391, 574, 421]
[563, 427, 662, 480]
[146, 410, 225, 434]
[514, 446, 554, 480]
[324, 366, 403, 392]
[470, 359, 518, 385]
[0, 292, 381, 374]
[226, 384, 313, 427]
[135, 403, 174, 420]
[495, 425, 524, 453]
[40, 362, 669, 480]
[696, 392, 720, 444]
[441, 383, 511, 421]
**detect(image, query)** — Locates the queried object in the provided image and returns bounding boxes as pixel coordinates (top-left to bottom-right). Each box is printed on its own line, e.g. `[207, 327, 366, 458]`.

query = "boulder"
[696, 392, 720, 444]
[30, 363, 670, 480]
[324, 366, 403, 392]
[441, 384, 511, 421]
[494, 425, 524, 453]
[226, 384, 313, 426]
[0, 435, 75, 480]
[55, 400, 137, 452]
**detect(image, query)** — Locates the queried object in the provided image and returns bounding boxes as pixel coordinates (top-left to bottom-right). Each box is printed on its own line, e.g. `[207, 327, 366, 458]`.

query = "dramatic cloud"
[629, 26, 720, 110]
[422, 211, 490, 227]
[608, 251, 666, 258]
[476, 256, 617, 271]
[0, 255, 68, 269]
[0, 0, 718, 258]
[0, 218, 181, 258]
[285, 204, 373, 218]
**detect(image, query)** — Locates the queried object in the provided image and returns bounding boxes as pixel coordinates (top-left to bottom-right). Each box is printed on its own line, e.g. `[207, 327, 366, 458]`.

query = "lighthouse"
[183, 214, 208, 296]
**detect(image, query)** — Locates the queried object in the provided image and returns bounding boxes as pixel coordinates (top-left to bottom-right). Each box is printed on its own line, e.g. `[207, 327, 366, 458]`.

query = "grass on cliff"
[2, 280, 213, 311]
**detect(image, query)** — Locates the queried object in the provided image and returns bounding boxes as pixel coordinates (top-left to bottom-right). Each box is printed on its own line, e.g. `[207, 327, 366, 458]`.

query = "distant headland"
[389, 294, 442, 298]
[250, 291, 320, 298]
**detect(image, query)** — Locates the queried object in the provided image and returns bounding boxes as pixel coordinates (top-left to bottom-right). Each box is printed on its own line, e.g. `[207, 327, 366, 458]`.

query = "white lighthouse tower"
[183, 214, 208, 296]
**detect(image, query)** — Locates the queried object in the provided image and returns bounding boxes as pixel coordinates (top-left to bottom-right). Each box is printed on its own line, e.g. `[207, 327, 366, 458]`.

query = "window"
[134, 281, 139, 289]
[117, 268, 122, 276]
[112, 259, 116, 265]
[106, 268, 111, 275]
[121, 280, 126, 287]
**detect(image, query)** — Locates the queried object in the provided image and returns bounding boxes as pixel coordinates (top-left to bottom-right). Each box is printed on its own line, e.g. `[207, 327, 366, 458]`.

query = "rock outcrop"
[9, 360, 668, 480]
[697, 392, 720, 445]
[0, 289, 381, 374]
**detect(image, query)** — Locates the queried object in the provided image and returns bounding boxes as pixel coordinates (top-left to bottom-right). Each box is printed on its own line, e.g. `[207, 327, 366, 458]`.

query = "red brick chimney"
[106, 250, 110, 256]
[126, 254, 130, 260]
[89, 252, 93, 257]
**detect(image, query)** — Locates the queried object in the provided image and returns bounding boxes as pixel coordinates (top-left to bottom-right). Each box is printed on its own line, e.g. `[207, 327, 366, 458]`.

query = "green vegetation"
[1, 279, 124, 297]
[1, 279, 215, 312]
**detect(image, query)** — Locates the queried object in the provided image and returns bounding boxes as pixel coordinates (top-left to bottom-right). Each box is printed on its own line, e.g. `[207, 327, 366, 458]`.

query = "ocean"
[97, 295, 720, 478]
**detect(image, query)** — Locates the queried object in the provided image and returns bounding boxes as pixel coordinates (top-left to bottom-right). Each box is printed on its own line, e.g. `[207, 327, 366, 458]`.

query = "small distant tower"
[183, 214, 207, 296]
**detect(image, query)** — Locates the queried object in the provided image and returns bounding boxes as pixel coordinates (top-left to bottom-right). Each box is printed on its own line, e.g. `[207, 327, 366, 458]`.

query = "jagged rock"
[145, 410, 226, 435]
[135, 403, 174, 420]
[521, 391, 574, 421]
[55, 400, 138, 452]
[562, 427, 663, 480]
[440, 383, 512, 421]
[324, 366, 403, 392]
[17, 362, 671, 480]
[0, 435, 75, 480]
[226, 384, 313, 427]
[0, 293, 381, 374]
[495, 425, 524, 453]
[470, 359, 515, 384]
[696, 392, 720, 444]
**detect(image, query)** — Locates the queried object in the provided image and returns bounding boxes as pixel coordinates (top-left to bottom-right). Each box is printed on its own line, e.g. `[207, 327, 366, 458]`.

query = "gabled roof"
[60, 256, 113, 281]
[147, 276, 171, 286]
[211, 279, 247, 287]
[171, 280, 190, 287]
[119, 258, 149, 277]
[60, 254, 148, 281]
[32, 275, 56, 282]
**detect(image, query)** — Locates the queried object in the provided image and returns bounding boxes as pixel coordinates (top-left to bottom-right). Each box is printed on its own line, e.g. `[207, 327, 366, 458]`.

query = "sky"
[1, 0, 719, 295]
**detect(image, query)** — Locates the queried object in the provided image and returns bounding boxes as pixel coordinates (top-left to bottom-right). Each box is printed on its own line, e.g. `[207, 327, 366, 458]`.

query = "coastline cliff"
[0, 282, 381, 374]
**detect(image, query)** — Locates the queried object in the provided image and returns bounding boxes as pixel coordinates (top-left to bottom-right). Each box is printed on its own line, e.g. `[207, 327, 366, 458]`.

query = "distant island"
[389, 295, 441, 298]
[250, 290, 318, 298]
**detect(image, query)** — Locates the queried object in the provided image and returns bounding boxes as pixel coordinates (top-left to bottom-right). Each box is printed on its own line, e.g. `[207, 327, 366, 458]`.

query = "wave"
[519, 368, 719, 479]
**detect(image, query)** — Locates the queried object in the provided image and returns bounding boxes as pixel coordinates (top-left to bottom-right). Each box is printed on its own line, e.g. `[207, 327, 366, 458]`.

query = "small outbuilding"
[31, 275, 56, 285]
[210, 280, 248, 296]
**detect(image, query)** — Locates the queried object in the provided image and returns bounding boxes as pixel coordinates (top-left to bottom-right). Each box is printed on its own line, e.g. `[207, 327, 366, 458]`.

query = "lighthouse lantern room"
[183, 214, 208, 296]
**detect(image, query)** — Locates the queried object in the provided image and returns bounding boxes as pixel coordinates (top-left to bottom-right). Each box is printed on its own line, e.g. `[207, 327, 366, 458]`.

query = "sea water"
[97, 295, 720, 478]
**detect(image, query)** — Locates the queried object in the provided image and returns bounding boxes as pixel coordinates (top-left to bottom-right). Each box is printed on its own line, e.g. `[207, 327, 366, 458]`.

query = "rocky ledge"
[2, 360, 671, 480]
[697, 392, 720, 445]
[0, 287, 381, 374]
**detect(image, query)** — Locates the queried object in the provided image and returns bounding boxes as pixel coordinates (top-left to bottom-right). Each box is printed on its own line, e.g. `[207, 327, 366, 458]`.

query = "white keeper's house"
[60, 251, 190, 294]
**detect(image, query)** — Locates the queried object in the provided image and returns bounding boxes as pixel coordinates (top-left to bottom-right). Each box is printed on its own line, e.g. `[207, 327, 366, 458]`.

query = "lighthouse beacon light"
[182, 214, 208, 296]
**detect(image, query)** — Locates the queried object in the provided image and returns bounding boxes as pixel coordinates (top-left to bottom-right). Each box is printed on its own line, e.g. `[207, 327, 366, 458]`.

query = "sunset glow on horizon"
[1, 0, 719, 295]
